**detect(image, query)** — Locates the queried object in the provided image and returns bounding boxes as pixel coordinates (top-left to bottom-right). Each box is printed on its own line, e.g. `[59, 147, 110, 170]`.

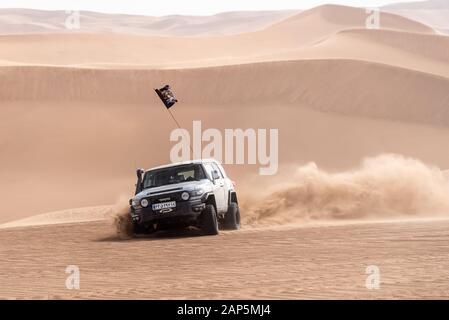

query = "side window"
[216, 163, 226, 178]
[211, 163, 223, 178]
[203, 164, 214, 180]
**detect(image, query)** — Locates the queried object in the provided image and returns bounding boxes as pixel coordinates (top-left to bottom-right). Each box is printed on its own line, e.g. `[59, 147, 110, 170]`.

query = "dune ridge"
[0, 28, 448, 75]
[330, 28, 449, 63]
[1, 59, 449, 126]
[271, 4, 434, 34]
[1, 3, 449, 225]
[383, 0, 449, 34]
[0, 8, 299, 36]
[0, 5, 437, 68]
[0, 205, 113, 229]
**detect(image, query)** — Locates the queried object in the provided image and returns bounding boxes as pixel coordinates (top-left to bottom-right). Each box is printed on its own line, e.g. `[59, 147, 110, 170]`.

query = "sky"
[0, 0, 422, 16]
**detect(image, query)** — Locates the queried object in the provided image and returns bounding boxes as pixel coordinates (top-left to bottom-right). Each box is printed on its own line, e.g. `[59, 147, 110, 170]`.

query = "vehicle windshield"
[142, 164, 207, 189]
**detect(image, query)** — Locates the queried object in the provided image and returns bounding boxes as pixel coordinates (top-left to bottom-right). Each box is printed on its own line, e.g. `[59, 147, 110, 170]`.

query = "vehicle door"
[204, 163, 226, 213]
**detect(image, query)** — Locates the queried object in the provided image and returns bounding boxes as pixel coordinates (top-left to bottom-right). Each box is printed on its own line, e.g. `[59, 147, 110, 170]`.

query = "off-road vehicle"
[129, 159, 241, 235]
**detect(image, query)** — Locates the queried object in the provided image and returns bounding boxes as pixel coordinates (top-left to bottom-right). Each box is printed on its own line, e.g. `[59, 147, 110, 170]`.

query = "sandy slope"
[1, 49, 449, 222]
[383, 0, 449, 34]
[2, 61, 448, 125]
[0, 9, 299, 36]
[1, 3, 449, 300]
[386, 9, 449, 34]
[279, 29, 449, 77]
[0, 5, 435, 68]
[0, 206, 113, 229]
[1, 26, 448, 73]
[0, 4, 448, 224]
[2, 97, 449, 223]
[1, 218, 449, 299]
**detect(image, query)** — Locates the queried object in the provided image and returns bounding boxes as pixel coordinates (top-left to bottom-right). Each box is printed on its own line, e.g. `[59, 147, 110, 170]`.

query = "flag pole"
[166, 108, 197, 160]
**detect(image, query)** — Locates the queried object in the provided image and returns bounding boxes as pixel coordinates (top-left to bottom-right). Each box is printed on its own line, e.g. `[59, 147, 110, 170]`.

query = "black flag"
[155, 83, 195, 159]
[155, 85, 178, 109]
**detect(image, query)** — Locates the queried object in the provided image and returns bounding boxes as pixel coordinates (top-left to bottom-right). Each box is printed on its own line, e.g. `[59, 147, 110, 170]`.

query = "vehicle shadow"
[95, 227, 205, 243]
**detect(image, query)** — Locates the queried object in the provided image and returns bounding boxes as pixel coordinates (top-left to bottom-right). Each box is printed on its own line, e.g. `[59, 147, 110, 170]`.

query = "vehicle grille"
[147, 191, 186, 205]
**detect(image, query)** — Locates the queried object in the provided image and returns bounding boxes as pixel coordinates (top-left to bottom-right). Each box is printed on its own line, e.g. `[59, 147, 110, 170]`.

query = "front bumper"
[132, 198, 205, 226]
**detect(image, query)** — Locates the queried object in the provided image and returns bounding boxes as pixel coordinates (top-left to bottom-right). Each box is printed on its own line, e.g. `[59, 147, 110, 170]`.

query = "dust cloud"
[244, 154, 449, 225]
[111, 195, 134, 239]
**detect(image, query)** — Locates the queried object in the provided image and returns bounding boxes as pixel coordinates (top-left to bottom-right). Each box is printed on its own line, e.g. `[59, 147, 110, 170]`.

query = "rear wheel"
[200, 204, 219, 235]
[222, 202, 241, 230]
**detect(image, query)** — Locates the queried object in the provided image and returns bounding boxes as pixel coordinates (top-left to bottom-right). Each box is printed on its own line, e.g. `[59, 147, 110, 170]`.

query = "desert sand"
[383, 0, 449, 34]
[1, 4, 449, 299]
[2, 218, 449, 299]
[0, 9, 299, 36]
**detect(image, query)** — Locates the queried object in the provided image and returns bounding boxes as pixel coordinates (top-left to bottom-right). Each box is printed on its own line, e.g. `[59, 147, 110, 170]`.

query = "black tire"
[133, 222, 156, 235]
[222, 202, 241, 230]
[131, 220, 144, 234]
[200, 204, 219, 235]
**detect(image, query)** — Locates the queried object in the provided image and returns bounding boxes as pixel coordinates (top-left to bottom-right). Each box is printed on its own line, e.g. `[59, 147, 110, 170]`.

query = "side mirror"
[212, 170, 220, 181]
[135, 168, 145, 195]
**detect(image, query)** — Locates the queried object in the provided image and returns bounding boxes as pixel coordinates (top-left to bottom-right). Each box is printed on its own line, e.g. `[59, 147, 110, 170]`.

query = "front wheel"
[221, 202, 241, 230]
[200, 204, 219, 235]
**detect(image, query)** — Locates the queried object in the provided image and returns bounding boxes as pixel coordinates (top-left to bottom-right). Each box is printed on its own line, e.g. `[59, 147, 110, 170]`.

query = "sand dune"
[1, 60, 448, 125]
[383, 0, 449, 34]
[386, 9, 449, 34]
[271, 4, 434, 34]
[0, 5, 435, 68]
[254, 28, 449, 78]
[1, 3, 449, 299]
[0, 8, 298, 36]
[0, 5, 438, 39]
[321, 29, 449, 63]
[4, 29, 446, 72]
[0, 205, 113, 229]
[2, 98, 449, 223]
[384, 0, 449, 9]
[1, 28, 448, 74]
[1, 44, 449, 223]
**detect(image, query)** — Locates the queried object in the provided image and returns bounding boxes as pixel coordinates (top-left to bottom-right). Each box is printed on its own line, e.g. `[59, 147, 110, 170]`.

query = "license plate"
[152, 201, 176, 211]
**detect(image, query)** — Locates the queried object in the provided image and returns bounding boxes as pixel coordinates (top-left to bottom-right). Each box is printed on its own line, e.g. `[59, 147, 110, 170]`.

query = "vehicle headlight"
[191, 188, 205, 197]
[131, 199, 139, 207]
[140, 199, 149, 208]
[181, 192, 190, 201]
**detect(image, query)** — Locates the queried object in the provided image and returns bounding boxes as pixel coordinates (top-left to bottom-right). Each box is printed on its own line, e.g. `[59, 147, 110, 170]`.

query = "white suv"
[130, 159, 241, 235]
